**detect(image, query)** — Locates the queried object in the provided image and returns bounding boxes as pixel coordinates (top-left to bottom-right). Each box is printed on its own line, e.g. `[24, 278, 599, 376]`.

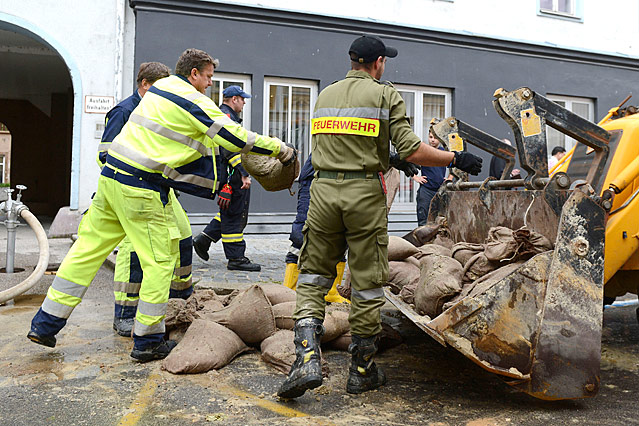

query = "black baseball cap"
[349, 34, 398, 64]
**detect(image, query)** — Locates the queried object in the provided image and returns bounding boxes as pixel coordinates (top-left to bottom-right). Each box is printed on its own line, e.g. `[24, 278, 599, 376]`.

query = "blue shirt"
[419, 145, 447, 191]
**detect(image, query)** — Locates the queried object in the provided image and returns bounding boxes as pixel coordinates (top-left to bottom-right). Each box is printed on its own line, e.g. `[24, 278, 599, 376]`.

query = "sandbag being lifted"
[241, 153, 300, 192]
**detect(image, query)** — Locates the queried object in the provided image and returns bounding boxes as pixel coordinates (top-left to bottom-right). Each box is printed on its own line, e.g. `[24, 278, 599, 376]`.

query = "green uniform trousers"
[113, 189, 192, 318]
[40, 170, 179, 338]
[295, 175, 389, 337]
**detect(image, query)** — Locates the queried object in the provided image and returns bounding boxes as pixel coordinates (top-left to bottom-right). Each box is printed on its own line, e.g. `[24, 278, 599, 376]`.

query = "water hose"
[0, 209, 50, 304]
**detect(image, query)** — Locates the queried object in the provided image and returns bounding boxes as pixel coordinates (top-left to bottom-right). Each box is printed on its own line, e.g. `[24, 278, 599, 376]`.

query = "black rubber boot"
[346, 334, 386, 394]
[227, 257, 261, 272]
[130, 340, 177, 363]
[113, 317, 134, 337]
[193, 233, 212, 261]
[277, 318, 324, 399]
[27, 330, 56, 348]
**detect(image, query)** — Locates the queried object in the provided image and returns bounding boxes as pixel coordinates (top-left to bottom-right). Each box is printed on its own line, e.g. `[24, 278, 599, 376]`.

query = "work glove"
[452, 151, 483, 175]
[277, 142, 298, 167]
[217, 183, 232, 210]
[389, 152, 420, 178]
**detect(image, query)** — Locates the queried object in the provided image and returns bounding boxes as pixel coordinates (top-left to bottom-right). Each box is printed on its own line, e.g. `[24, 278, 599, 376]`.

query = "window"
[0, 155, 4, 183]
[394, 85, 452, 207]
[207, 73, 252, 129]
[264, 78, 317, 163]
[546, 94, 594, 156]
[539, 0, 582, 20]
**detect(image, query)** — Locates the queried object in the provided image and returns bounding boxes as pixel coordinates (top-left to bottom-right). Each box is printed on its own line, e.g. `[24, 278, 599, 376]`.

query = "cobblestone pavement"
[191, 237, 292, 290]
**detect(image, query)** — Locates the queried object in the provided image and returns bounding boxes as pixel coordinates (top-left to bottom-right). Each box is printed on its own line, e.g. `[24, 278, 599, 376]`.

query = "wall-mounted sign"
[85, 95, 115, 113]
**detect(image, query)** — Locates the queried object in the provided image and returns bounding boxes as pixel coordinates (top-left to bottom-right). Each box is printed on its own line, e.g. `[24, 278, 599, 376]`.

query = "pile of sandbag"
[386, 224, 553, 318]
[161, 284, 353, 375]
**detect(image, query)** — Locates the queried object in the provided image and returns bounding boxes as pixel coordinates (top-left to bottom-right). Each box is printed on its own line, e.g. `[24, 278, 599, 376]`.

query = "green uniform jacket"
[311, 70, 421, 172]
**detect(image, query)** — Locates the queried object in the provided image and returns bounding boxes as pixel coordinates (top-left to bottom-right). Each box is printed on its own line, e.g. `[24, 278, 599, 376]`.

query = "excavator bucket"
[385, 88, 613, 400]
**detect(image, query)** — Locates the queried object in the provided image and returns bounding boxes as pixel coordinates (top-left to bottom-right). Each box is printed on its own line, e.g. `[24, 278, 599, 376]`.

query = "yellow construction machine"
[385, 87, 639, 400]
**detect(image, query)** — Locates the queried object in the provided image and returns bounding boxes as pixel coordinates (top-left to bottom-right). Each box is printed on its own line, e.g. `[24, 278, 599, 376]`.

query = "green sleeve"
[387, 87, 421, 160]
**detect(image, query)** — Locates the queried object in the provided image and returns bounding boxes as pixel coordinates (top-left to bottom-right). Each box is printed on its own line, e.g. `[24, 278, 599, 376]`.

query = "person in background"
[548, 146, 566, 170]
[488, 139, 521, 180]
[413, 126, 449, 226]
[192, 85, 261, 272]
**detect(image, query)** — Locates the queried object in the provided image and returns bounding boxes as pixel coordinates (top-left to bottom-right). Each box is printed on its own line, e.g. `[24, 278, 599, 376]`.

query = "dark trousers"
[416, 186, 437, 226]
[203, 186, 250, 260]
[286, 180, 312, 264]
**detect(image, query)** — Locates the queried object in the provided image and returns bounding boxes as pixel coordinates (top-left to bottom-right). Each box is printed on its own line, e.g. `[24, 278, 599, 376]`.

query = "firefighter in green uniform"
[278, 35, 482, 398]
[28, 49, 296, 362]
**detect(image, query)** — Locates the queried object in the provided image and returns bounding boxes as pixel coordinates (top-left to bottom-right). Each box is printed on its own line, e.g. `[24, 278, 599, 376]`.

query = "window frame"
[545, 93, 594, 154]
[263, 77, 318, 164]
[392, 84, 452, 209]
[208, 73, 252, 129]
[0, 154, 5, 184]
[537, 0, 583, 22]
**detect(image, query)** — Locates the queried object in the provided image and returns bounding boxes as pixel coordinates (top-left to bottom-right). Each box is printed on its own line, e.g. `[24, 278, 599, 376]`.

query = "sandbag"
[402, 223, 442, 246]
[328, 332, 351, 351]
[404, 256, 421, 269]
[451, 242, 485, 266]
[261, 330, 329, 375]
[321, 309, 350, 343]
[162, 319, 249, 374]
[416, 243, 453, 259]
[260, 283, 297, 306]
[387, 260, 420, 294]
[432, 234, 454, 250]
[414, 254, 463, 317]
[272, 301, 296, 330]
[167, 324, 189, 344]
[463, 252, 499, 283]
[462, 261, 525, 300]
[384, 168, 401, 213]
[260, 330, 296, 374]
[241, 153, 300, 192]
[165, 299, 196, 330]
[484, 227, 519, 262]
[388, 235, 420, 261]
[206, 285, 277, 345]
[399, 281, 418, 305]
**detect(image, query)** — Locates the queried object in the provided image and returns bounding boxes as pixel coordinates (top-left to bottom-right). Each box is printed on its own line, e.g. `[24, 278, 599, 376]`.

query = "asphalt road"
[2, 223, 639, 425]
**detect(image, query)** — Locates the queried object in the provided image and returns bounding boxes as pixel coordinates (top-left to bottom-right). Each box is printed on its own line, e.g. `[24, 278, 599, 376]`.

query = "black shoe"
[227, 257, 261, 272]
[113, 317, 134, 337]
[130, 340, 177, 363]
[277, 318, 324, 399]
[193, 234, 212, 261]
[346, 334, 387, 394]
[27, 330, 56, 348]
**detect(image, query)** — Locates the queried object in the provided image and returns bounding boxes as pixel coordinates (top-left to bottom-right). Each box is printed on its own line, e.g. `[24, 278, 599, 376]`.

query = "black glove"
[389, 152, 420, 178]
[452, 151, 482, 175]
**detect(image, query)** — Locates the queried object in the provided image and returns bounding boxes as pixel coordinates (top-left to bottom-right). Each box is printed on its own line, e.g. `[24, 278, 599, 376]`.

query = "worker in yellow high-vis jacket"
[97, 61, 195, 337]
[28, 48, 296, 362]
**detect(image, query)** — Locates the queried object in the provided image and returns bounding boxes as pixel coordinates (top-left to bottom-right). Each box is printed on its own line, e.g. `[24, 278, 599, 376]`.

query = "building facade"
[1, 0, 639, 232]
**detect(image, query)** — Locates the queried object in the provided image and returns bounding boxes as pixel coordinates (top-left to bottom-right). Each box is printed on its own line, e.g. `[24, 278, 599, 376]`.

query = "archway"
[0, 16, 80, 216]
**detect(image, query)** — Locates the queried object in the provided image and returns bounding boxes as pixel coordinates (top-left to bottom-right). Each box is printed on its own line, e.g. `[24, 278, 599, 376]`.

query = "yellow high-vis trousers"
[114, 189, 192, 318]
[39, 170, 179, 338]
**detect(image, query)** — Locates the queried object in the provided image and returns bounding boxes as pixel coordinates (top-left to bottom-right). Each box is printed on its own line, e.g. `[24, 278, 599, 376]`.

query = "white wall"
[0, 0, 136, 210]
[216, 0, 639, 58]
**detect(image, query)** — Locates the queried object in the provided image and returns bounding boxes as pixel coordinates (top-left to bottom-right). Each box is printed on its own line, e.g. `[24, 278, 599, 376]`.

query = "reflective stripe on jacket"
[310, 70, 421, 173]
[108, 75, 284, 198]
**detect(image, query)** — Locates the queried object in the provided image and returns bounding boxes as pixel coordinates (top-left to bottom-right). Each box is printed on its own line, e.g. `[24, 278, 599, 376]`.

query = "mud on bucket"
[241, 153, 301, 192]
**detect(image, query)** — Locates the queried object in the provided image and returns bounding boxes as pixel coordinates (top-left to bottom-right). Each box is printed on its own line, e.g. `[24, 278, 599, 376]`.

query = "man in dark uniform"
[192, 86, 260, 272]
[278, 34, 482, 398]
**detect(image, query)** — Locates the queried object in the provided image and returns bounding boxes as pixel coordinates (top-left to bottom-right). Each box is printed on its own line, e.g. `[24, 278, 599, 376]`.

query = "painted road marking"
[117, 372, 160, 426]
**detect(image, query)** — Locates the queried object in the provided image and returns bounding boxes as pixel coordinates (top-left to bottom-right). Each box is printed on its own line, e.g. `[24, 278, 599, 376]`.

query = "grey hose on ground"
[0, 209, 50, 304]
